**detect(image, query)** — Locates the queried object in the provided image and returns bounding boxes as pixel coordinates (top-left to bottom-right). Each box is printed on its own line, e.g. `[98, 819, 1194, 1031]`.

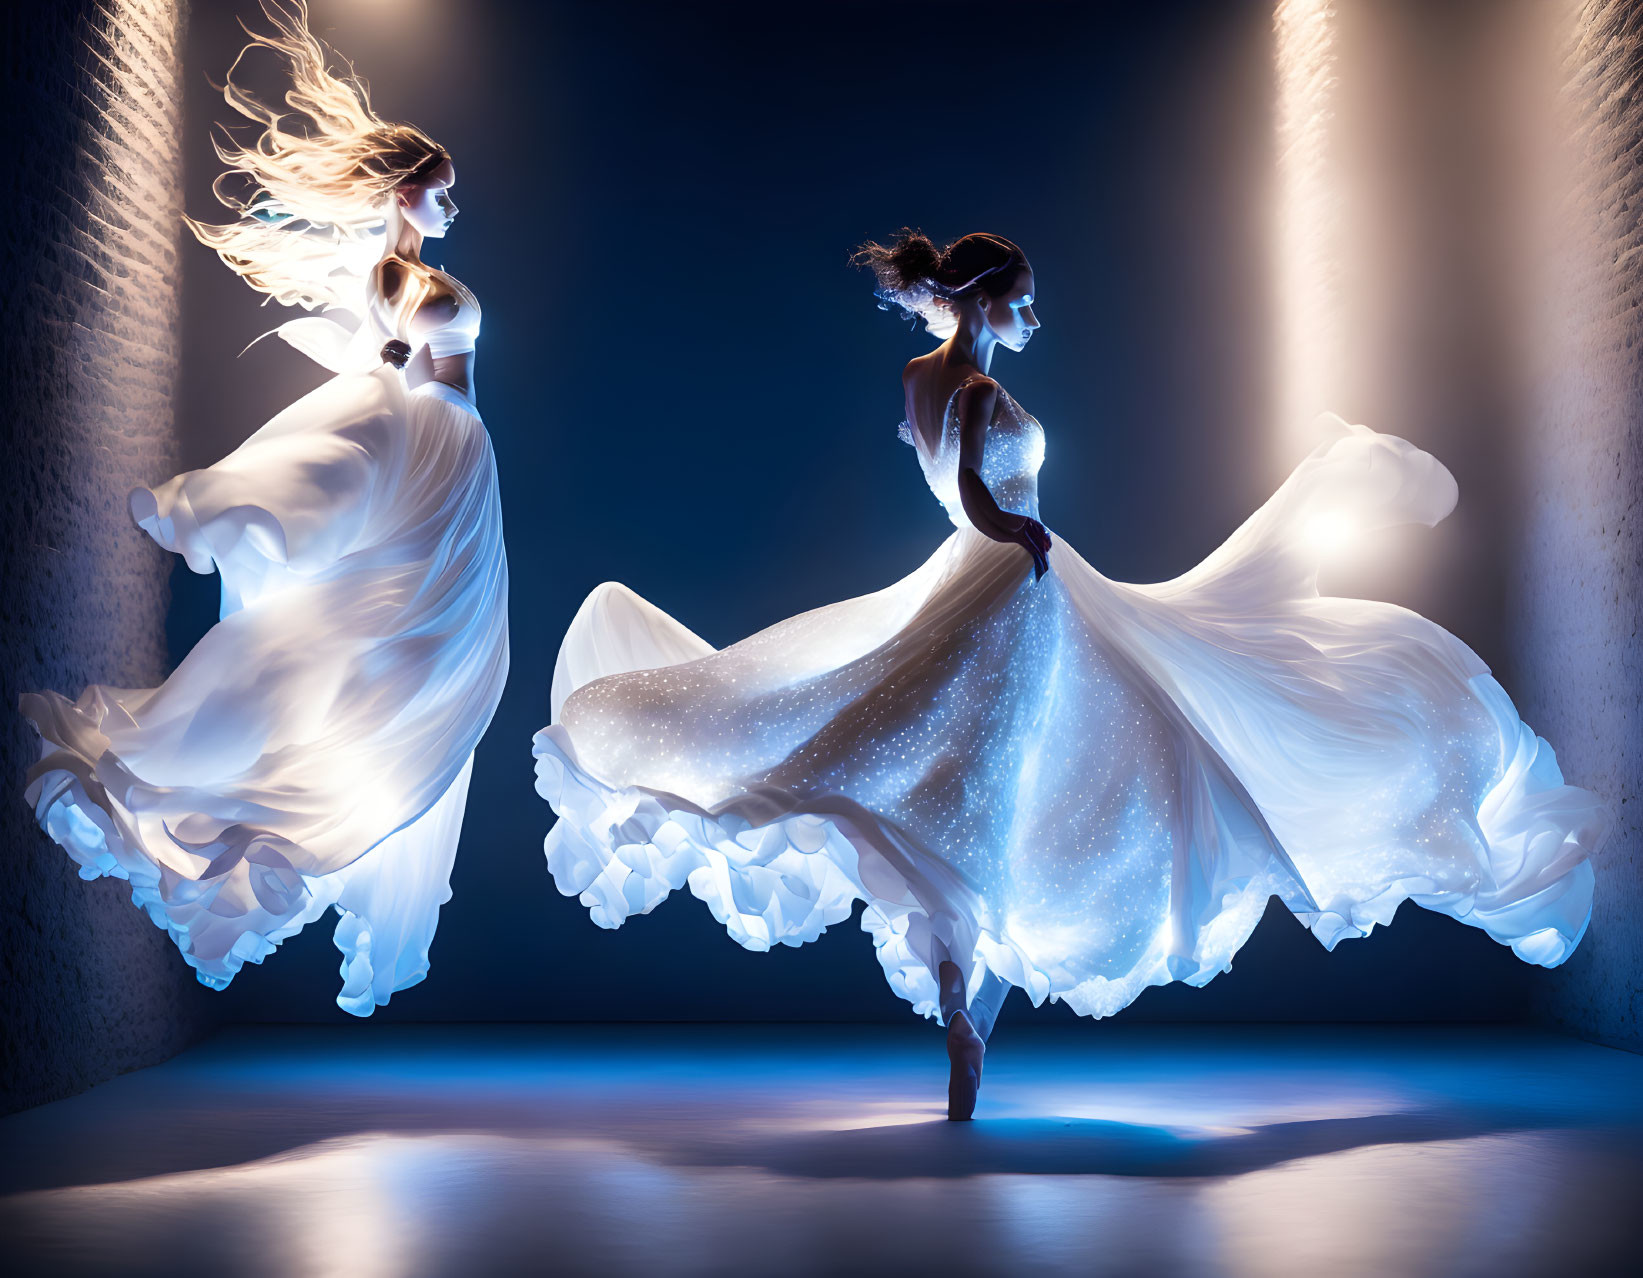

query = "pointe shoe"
[946, 1010, 985, 1121]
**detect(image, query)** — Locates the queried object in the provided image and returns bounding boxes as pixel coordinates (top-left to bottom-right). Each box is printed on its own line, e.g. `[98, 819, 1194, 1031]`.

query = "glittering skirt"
[21, 372, 509, 1013]
[533, 420, 1602, 1020]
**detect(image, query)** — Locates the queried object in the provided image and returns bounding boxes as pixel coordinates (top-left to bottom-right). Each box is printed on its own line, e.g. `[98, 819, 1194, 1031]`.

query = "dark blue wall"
[173, 1, 1538, 1025]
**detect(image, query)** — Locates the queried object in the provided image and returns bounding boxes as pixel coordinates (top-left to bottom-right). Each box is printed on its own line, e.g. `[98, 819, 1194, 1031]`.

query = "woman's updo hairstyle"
[853, 229, 1024, 339]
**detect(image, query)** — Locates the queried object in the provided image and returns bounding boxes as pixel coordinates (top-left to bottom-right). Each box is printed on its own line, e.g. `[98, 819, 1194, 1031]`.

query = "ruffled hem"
[535, 726, 1303, 1021]
[22, 688, 470, 1015]
[533, 667, 1600, 1020]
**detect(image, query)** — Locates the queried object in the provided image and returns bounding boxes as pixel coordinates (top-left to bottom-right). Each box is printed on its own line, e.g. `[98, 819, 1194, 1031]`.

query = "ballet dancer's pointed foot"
[947, 1010, 985, 1121]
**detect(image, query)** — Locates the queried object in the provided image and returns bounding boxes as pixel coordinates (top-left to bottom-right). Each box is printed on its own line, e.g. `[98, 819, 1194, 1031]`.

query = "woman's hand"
[1007, 513, 1053, 581]
[952, 377, 1051, 582]
[957, 468, 1053, 582]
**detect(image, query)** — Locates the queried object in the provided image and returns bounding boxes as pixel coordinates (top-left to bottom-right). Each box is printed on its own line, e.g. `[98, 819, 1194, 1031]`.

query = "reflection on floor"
[1, 1025, 1639, 1277]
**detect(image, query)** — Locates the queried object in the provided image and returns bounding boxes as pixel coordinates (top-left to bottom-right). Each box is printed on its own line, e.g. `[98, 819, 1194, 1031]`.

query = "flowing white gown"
[21, 306, 508, 1014]
[534, 380, 1603, 1021]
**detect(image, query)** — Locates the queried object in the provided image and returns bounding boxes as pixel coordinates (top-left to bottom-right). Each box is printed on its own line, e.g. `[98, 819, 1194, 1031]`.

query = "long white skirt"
[534, 420, 1603, 1020]
[22, 370, 509, 1014]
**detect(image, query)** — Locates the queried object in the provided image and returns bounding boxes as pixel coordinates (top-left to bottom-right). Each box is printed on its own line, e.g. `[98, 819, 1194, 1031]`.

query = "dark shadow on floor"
[0, 1101, 1591, 1191]
[3, 1027, 1642, 1278]
[659, 1106, 1579, 1179]
[3, 1024, 1641, 1193]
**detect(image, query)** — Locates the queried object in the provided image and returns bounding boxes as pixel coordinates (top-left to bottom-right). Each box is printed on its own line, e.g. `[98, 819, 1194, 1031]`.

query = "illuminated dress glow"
[535, 384, 1602, 1020]
[19, 1, 507, 1014]
[22, 356, 506, 1012]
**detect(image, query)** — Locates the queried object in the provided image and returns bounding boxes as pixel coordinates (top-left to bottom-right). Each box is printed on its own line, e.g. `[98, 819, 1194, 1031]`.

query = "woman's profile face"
[397, 156, 458, 238]
[980, 264, 1040, 352]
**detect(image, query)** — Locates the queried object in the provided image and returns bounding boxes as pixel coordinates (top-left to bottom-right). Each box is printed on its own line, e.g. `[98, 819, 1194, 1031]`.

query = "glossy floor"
[2, 1025, 1640, 1277]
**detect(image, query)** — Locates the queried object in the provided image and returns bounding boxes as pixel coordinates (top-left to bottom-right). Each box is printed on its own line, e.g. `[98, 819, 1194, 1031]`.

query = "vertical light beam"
[1272, 0, 1343, 461]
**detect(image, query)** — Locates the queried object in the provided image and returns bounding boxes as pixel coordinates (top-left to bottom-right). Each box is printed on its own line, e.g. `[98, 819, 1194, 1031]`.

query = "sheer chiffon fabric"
[535, 388, 1602, 1021]
[22, 370, 508, 1013]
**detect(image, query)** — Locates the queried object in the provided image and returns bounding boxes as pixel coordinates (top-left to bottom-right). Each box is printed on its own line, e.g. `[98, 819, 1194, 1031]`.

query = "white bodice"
[420, 273, 481, 358]
[902, 378, 1046, 528]
[368, 260, 481, 358]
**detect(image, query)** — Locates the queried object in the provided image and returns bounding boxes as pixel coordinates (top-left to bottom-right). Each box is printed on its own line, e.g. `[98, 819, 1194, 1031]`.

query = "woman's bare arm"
[955, 378, 1052, 579]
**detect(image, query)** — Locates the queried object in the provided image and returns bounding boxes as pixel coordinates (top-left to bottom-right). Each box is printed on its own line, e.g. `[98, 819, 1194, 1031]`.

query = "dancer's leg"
[938, 958, 985, 1121]
[967, 969, 1012, 1042]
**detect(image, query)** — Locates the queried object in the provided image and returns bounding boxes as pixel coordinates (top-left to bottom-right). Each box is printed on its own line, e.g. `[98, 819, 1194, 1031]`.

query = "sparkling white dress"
[534, 380, 1603, 1021]
[21, 290, 508, 1014]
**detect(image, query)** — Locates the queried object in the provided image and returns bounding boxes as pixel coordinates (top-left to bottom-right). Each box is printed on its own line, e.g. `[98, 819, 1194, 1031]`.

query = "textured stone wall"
[0, 0, 211, 1115]
[1515, 0, 1643, 1052]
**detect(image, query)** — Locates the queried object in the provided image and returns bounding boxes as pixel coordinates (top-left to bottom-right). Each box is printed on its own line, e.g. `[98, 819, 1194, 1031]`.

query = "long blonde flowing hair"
[187, 0, 445, 311]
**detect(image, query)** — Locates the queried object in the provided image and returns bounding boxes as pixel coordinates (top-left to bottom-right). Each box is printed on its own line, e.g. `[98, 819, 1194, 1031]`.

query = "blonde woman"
[20, 1, 507, 1014]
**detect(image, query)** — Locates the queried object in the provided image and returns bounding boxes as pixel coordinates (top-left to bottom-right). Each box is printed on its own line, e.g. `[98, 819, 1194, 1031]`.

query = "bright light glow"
[1272, 0, 1344, 461]
[747, 1106, 945, 1135]
[1302, 509, 1359, 557]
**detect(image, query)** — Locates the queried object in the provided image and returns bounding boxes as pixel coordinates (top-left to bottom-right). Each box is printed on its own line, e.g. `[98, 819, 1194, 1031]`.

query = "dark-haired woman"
[534, 231, 1602, 1119]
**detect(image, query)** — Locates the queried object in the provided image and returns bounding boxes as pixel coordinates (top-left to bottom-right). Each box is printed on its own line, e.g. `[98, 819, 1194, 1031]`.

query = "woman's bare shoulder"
[904, 354, 992, 398]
